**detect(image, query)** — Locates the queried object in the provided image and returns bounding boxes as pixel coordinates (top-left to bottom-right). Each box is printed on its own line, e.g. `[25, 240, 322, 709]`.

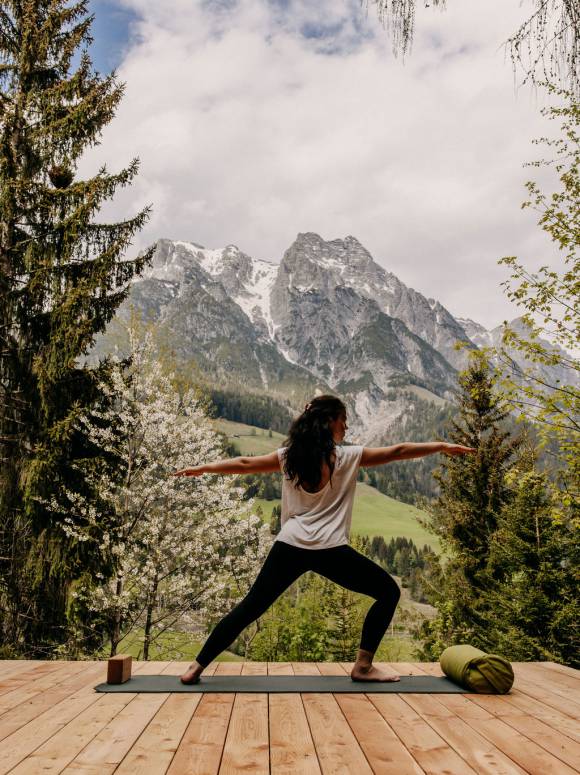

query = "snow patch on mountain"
[457, 317, 494, 348]
[232, 258, 278, 337]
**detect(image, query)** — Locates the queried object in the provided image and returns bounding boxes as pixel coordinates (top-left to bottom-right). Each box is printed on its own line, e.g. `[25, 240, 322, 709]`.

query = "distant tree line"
[208, 389, 293, 434]
[363, 536, 438, 604]
[243, 473, 282, 501]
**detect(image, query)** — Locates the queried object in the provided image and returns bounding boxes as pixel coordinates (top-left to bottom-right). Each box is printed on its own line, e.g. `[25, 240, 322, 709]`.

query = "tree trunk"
[143, 575, 158, 661]
[110, 576, 123, 657]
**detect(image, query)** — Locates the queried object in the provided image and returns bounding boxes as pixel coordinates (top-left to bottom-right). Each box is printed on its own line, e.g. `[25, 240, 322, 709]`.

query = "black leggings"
[195, 540, 401, 667]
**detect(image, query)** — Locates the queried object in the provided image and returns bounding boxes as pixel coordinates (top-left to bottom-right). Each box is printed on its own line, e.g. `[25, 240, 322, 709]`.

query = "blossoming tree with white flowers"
[58, 325, 271, 658]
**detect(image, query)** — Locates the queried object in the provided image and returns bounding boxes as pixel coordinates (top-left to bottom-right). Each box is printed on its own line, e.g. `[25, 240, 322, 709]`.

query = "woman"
[172, 394, 475, 683]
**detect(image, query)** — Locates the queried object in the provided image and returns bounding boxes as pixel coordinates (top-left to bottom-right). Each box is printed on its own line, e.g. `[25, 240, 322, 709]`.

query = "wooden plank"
[214, 662, 243, 675]
[219, 662, 270, 775]
[0, 660, 91, 716]
[429, 693, 490, 720]
[0, 660, 37, 667]
[512, 673, 580, 719]
[402, 694, 528, 774]
[62, 661, 178, 774]
[270, 693, 322, 775]
[316, 663, 347, 676]
[117, 662, 219, 775]
[62, 695, 169, 774]
[471, 714, 579, 774]
[540, 661, 580, 680]
[268, 661, 322, 774]
[241, 661, 268, 675]
[0, 664, 119, 774]
[467, 694, 580, 771]
[432, 692, 579, 775]
[117, 694, 201, 775]
[413, 662, 445, 677]
[513, 662, 580, 695]
[8, 693, 133, 774]
[218, 692, 269, 775]
[0, 661, 45, 682]
[0, 663, 104, 742]
[5, 661, 169, 775]
[268, 662, 294, 675]
[387, 661, 429, 676]
[490, 687, 580, 743]
[0, 661, 66, 695]
[333, 693, 425, 774]
[292, 663, 322, 675]
[301, 692, 374, 775]
[268, 662, 293, 674]
[513, 662, 580, 694]
[167, 661, 240, 775]
[168, 693, 233, 775]
[369, 694, 479, 774]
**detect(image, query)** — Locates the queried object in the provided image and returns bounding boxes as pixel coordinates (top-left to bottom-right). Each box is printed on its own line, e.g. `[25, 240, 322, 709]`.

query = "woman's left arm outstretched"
[360, 441, 476, 468]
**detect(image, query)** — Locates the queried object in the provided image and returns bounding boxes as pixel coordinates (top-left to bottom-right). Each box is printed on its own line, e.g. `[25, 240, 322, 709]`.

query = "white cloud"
[81, 0, 566, 330]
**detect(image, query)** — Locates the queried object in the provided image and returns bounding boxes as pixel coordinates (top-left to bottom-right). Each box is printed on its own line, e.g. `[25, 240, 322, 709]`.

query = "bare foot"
[180, 664, 202, 685]
[350, 665, 400, 682]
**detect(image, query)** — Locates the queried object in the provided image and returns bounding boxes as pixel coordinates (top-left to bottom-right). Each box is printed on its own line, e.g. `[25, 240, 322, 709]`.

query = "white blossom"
[62, 323, 272, 656]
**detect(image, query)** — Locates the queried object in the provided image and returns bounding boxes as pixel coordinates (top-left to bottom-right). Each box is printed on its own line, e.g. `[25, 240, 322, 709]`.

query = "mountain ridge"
[90, 232, 572, 443]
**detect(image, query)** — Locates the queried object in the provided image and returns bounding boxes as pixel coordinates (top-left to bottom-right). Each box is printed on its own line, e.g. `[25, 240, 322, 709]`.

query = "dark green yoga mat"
[95, 674, 467, 693]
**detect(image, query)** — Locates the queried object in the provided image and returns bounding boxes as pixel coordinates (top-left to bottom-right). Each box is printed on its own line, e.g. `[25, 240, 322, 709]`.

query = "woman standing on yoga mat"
[172, 395, 475, 684]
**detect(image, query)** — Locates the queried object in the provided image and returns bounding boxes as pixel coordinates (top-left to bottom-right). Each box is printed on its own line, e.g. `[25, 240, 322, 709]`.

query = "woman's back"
[275, 444, 364, 549]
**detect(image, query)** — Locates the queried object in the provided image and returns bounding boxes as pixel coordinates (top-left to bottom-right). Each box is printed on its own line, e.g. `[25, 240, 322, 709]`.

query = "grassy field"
[100, 628, 244, 662]
[212, 417, 442, 552]
[211, 418, 286, 455]
[352, 483, 440, 552]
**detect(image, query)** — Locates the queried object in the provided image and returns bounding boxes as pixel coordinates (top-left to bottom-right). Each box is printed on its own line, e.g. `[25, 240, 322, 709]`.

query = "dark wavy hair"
[282, 395, 347, 491]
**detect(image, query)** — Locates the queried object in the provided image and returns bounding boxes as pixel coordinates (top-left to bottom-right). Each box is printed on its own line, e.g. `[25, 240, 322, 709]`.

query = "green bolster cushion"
[440, 645, 514, 694]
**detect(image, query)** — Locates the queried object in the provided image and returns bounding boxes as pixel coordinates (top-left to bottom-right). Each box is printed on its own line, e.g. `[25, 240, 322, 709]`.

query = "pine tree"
[414, 349, 525, 658]
[270, 504, 281, 535]
[0, 2, 152, 654]
[480, 455, 579, 666]
[324, 581, 362, 661]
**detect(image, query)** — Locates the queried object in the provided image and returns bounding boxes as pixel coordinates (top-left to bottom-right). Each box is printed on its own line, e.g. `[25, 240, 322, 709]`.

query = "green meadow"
[211, 418, 286, 455]
[98, 629, 244, 662]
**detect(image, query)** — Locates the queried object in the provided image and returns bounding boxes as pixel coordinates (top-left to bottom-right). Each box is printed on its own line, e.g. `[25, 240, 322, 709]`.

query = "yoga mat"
[95, 674, 467, 693]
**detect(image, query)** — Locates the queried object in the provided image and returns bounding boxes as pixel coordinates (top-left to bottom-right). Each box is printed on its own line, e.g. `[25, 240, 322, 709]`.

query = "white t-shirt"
[275, 444, 364, 549]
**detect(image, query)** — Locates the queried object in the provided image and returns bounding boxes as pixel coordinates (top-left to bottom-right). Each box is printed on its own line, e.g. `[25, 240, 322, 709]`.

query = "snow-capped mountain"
[89, 232, 571, 442]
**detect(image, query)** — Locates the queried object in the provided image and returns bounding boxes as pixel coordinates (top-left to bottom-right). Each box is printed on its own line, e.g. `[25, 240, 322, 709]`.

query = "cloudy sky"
[83, 0, 564, 330]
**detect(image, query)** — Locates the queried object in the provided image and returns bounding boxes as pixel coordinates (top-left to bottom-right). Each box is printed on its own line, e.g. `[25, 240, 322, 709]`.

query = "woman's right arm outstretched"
[171, 450, 281, 478]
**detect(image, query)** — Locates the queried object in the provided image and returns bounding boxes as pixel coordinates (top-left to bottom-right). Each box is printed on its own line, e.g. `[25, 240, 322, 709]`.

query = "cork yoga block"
[107, 654, 132, 684]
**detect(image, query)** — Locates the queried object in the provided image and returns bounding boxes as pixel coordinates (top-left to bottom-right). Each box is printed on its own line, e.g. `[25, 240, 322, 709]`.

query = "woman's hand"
[441, 443, 477, 456]
[170, 466, 206, 477]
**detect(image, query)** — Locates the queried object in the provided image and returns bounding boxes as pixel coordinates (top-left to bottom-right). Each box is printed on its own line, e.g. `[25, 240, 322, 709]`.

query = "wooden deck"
[0, 659, 578, 774]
